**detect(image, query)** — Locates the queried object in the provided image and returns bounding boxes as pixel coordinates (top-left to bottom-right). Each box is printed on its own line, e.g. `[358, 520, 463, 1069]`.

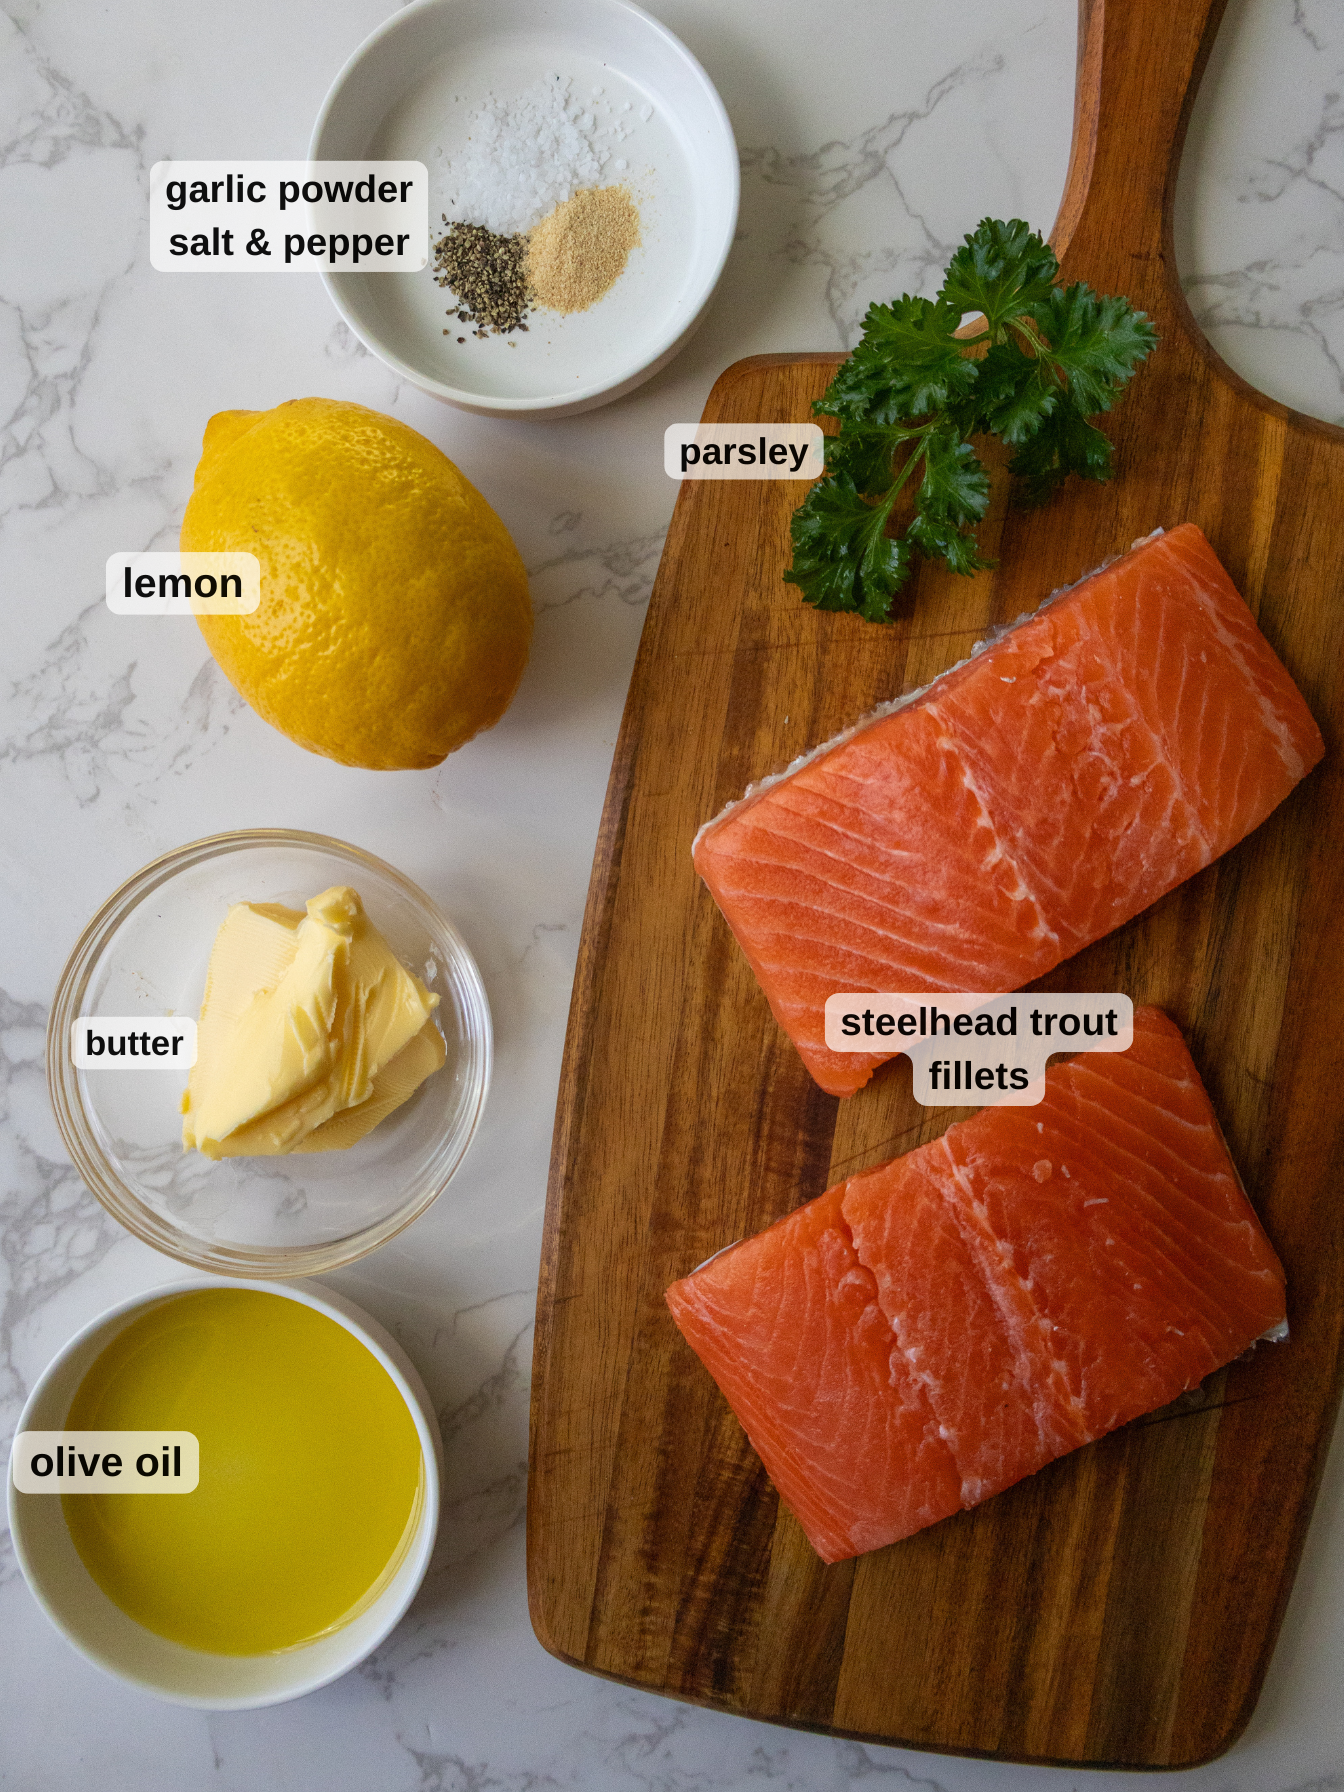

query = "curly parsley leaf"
[941, 217, 1058, 333]
[783, 472, 912, 623]
[824, 421, 920, 493]
[963, 340, 1056, 445]
[907, 425, 994, 575]
[817, 295, 977, 426]
[1008, 397, 1113, 507]
[1025, 283, 1159, 415]
[785, 217, 1156, 621]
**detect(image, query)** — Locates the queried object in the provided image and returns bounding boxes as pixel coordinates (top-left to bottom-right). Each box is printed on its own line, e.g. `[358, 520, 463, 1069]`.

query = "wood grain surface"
[528, 0, 1344, 1766]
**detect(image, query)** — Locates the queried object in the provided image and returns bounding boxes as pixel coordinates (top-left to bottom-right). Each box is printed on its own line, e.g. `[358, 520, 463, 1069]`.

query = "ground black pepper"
[432, 222, 531, 335]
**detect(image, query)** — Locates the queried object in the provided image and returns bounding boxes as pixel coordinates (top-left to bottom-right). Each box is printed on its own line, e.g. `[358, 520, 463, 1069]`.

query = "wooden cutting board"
[528, 0, 1344, 1767]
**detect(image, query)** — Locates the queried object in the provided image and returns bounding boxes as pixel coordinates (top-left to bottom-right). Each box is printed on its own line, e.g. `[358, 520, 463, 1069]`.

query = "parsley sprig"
[784, 218, 1157, 623]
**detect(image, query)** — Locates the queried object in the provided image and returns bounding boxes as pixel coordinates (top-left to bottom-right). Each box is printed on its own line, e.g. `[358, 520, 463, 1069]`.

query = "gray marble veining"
[1178, 0, 1344, 420]
[3, 1, 1344, 1787]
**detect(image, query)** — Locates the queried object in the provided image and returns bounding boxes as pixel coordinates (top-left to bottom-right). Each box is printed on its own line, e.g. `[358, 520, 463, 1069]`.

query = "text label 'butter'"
[73, 1018, 197, 1069]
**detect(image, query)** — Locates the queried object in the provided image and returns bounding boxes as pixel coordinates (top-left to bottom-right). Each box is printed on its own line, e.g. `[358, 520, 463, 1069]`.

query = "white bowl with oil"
[309, 0, 739, 416]
[8, 1278, 442, 1709]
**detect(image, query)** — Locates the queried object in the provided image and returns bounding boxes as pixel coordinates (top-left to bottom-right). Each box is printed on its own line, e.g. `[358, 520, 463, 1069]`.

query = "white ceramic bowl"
[8, 1278, 442, 1709]
[310, 0, 739, 416]
[47, 830, 491, 1277]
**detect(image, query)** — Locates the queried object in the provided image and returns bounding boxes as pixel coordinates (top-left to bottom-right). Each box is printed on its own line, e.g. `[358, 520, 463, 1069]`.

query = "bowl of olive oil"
[8, 1279, 441, 1706]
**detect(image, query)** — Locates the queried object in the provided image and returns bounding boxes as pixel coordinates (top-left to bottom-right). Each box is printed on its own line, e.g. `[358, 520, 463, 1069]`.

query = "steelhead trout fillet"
[665, 1008, 1286, 1564]
[693, 526, 1324, 1097]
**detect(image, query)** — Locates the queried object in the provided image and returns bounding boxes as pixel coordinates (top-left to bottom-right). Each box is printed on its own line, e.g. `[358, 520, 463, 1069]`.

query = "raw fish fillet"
[665, 1009, 1286, 1564]
[693, 526, 1323, 1096]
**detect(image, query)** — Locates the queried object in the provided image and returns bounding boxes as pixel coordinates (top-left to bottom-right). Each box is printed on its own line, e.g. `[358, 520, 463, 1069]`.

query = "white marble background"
[2, 0, 1343, 1787]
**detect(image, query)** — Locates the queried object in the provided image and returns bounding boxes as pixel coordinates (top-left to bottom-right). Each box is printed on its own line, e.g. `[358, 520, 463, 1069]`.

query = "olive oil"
[63, 1290, 424, 1655]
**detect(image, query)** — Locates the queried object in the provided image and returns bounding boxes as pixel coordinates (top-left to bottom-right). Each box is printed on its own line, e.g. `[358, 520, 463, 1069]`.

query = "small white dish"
[7, 1278, 442, 1709]
[310, 0, 739, 417]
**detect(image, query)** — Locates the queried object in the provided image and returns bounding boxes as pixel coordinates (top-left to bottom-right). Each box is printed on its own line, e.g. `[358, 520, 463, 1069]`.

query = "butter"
[182, 885, 444, 1159]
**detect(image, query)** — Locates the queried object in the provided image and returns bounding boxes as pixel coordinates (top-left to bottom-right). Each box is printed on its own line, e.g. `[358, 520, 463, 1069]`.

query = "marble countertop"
[3, 0, 1344, 1786]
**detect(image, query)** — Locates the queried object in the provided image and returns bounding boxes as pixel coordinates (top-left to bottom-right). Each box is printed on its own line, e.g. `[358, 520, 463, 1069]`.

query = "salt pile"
[440, 76, 646, 237]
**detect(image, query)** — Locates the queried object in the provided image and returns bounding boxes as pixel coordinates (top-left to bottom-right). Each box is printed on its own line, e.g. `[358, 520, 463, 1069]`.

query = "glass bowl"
[47, 830, 491, 1276]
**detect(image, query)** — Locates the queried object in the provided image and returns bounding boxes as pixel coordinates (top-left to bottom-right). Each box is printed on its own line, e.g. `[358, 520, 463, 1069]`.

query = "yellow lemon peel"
[180, 397, 532, 770]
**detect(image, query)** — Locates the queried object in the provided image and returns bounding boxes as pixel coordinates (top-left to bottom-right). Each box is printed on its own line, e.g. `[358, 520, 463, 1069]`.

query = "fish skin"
[693, 526, 1324, 1096]
[665, 1009, 1287, 1564]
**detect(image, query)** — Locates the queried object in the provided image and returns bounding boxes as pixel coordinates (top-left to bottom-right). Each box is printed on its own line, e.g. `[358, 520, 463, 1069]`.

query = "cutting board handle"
[1051, 0, 1227, 266]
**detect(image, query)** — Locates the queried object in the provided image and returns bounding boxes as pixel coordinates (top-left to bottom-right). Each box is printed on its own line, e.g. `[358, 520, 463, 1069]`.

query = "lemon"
[180, 398, 531, 770]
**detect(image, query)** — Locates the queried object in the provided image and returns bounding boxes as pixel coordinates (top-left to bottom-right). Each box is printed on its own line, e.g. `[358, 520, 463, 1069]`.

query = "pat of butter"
[181, 885, 444, 1159]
